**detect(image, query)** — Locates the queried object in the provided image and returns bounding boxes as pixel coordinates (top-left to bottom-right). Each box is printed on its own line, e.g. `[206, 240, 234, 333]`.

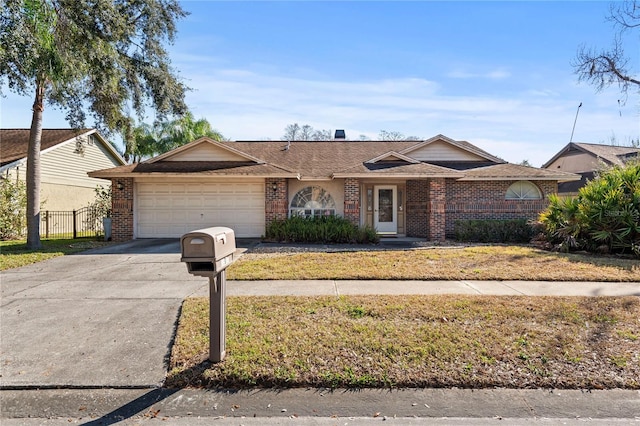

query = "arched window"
[505, 181, 542, 200]
[290, 186, 336, 217]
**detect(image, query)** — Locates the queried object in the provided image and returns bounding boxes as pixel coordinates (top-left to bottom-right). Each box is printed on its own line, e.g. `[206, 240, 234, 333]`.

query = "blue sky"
[1, 1, 638, 166]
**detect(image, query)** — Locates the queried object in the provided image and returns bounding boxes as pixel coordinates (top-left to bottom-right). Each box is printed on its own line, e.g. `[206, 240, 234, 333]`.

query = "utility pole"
[569, 102, 582, 143]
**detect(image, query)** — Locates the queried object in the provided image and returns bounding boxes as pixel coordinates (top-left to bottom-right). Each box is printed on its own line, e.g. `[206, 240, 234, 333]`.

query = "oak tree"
[0, 0, 188, 248]
[573, 0, 640, 103]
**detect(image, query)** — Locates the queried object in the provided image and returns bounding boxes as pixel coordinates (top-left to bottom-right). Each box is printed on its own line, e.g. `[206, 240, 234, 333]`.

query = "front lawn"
[228, 245, 640, 282]
[167, 295, 640, 389]
[0, 238, 112, 270]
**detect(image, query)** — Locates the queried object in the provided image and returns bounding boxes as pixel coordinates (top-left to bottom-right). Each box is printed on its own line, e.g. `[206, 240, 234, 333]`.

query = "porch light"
[272, 183, 278, 192]
[116, 181, 124, 191]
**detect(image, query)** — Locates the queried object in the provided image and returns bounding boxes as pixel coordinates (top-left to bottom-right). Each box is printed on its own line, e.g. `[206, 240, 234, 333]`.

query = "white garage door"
[136, 181, 265, 238]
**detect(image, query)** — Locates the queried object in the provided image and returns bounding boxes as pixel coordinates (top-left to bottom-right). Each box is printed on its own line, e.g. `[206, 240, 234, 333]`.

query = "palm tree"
[158, 112, 225, 152]
[126, 123, 161, 163]
[125, 113, 225, 162]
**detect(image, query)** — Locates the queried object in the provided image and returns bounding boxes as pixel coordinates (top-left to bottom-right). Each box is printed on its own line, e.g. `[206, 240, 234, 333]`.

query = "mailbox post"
[180, 227, 237, 362]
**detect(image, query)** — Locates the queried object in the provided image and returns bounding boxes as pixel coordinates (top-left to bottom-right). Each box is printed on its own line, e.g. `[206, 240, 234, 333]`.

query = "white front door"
[374, 185, 397, 234]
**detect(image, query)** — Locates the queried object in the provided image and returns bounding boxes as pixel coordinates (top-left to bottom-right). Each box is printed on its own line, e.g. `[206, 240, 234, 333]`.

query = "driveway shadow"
[82, 388, 180, 425]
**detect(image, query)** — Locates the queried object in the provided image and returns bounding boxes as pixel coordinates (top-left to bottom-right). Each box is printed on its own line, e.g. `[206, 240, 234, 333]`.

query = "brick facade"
[265, 177, 288, 227]
[405, 178, 448, 241]
[343, 178, 360, 225]
[406, 180, 429, 238]
[444, 180, 555, 237]
[111, 178, 133, 242]
[108, 176, 556, 242]
[427, 178, 446, 241]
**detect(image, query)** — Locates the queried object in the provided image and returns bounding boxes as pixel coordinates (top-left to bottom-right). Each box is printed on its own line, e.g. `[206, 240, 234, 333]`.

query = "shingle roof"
[89, 137, 579, 182]
[458, 163, 580, 181]
[88, 161, 298, 178]
[399, 134, 506, 164]
[231, 141, 422, 178]
[573, 143, 640, 166]
[0, 128, 94, 166]
[334, 161, 463, 177]
[542, 142, 640, 169]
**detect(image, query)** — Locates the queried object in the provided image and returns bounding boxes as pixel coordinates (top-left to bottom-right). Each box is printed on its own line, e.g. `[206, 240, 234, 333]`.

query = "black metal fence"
[40, 206, 104, 239]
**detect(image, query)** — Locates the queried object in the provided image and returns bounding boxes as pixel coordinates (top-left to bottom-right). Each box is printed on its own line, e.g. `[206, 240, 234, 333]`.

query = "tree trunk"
[26, 80, 46, 250]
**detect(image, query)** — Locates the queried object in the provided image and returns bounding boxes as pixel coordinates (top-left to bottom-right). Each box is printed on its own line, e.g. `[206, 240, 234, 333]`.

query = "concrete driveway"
[2, 238, 639, 390]
[0, 239, 224, 388]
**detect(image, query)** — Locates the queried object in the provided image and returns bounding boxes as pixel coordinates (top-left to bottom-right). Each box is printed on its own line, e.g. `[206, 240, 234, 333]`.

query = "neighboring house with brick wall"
[542, 142, 640, 196]
[89, 134, 578, 242]
[1, 128, 125, 210]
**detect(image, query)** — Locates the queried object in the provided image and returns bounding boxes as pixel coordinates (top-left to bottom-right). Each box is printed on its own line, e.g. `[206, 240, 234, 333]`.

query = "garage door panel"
[136, 181, 265, 238]
[184, 197, 203, 207]
[184, 211, 205, 221]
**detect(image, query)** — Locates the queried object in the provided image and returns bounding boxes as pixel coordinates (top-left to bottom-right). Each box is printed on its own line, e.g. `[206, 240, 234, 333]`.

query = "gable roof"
[365, 151, 420, 164]
[89, 135, 578, 182]
[399, 134, 505, 164]
[542, 142, 640, 169]
[146, 137, 266, 164]
[0, 128, 125, 168]
[333, 161, 463, 178]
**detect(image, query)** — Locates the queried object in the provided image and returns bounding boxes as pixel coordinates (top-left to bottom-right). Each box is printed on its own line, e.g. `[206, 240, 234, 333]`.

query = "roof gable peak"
[398, 134, 504, 163]
[146, 137, 265, 164]
[365, 151, 420, 164]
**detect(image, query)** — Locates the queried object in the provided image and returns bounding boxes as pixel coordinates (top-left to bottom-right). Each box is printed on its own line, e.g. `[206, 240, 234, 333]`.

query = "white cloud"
[179, 65, 638, 167]
[3, 62, 637, 168]
[447, 68, 511, 80]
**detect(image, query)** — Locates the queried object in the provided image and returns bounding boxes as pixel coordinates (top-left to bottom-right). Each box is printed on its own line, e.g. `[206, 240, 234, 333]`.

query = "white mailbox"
[181, 227, 236, 277]
[180, 226, 237, 363]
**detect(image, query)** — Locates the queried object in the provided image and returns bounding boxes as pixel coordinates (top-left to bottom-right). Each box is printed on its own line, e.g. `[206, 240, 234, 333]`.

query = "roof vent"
[334, 129, 346, 140]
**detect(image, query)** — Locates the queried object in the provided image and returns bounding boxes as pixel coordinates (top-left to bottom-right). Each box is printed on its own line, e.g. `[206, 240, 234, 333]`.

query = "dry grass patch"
[227, 246, 640, 281]
[0, 238, 112, 270]
[167, 295, 640, 389]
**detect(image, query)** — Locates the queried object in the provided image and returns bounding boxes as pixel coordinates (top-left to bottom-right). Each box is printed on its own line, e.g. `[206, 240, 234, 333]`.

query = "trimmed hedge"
[454, 219, 535, 243]
[265, 215, 379, 244]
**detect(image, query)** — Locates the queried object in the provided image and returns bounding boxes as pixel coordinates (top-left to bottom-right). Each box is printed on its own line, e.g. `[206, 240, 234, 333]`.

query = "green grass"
[228, 245, 640, 281]
[167, 295, 640, 389]
[0, 238, 112, 270]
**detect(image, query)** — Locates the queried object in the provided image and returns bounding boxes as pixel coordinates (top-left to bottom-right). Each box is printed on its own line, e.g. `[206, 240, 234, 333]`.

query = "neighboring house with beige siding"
[542, 142, 640, 196]
[0, 129, 126, 210]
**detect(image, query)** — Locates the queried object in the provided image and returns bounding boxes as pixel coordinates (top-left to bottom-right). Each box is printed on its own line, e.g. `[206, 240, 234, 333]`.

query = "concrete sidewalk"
[1, 239, 639, 424]
[219, 279, 640, 297]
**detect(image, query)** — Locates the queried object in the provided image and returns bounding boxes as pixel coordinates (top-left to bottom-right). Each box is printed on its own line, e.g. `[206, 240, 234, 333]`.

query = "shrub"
[88, 185, 112, 218]
[0, 177, 27, 240]
[454, 219, 535, 243]
[538, 161, 640, 257]
[84, 185, 112, 237]
[537, 194, 582, 251]
[265, 215, 379, 244]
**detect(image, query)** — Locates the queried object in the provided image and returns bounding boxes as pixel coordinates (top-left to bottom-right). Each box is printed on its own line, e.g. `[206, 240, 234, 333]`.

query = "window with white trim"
[505, 181, 542, 200]
[290, 186, 336, 218]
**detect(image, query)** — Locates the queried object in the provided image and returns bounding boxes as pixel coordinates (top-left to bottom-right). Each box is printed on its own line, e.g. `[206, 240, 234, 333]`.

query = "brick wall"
[444, 180, 556, 236]
[406, 180, 429, 237]
[111, 178, 133, 242]
[427, 178, 446, 241]
[343, 178, 360, 225]
[265, 178, 288, 227]
[405, 179, 557, 240]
